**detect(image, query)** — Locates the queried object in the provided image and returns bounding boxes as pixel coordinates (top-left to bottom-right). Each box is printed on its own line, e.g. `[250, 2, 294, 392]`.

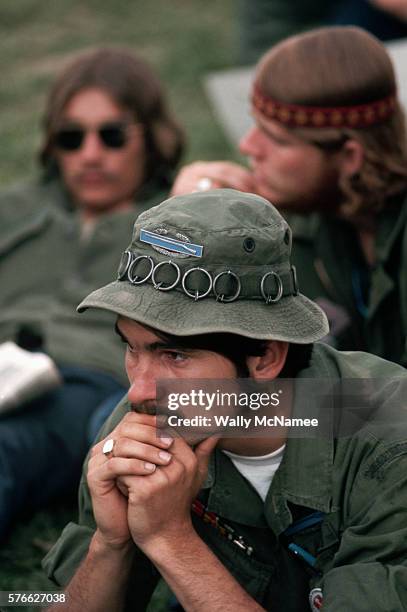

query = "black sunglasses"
[54, 122, 132, 151]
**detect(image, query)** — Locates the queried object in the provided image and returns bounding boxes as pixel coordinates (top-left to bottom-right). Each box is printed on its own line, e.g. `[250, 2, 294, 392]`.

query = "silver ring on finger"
[102, 438, 115, 458]
[196, 177, 213, 191]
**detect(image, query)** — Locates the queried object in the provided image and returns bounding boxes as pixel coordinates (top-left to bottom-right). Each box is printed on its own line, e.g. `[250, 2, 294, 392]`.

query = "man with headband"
[172, 26, 407, 367]
[43, 190, 407, 611]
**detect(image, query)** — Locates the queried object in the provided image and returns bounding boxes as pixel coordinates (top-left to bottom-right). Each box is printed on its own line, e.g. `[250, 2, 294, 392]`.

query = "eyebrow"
[114, 322, 193, 353]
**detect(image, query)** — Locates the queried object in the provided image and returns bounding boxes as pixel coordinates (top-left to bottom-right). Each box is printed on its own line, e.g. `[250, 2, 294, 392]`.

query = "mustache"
[131, 401, 158, 415]
[74, 168, 117, 182]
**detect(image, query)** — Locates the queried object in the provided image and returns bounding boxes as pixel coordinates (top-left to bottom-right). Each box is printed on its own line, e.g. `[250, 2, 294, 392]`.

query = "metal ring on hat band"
[213, 270, 241, 303]
[291, 265, 299, 296]
[117, 250, 133, 280]
[118, 251, 292, 302]
[260, 272, 283, 304]
[151, 260, 181, 291]
[182, 267, 213, 301]
[128, 255, 155, 285]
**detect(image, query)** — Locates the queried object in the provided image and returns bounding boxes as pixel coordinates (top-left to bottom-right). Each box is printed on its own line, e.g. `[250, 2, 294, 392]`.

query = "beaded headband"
[252, 84, 397, 129]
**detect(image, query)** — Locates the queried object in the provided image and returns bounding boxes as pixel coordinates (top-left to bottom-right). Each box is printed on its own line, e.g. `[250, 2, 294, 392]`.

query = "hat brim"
[78, 280, 329, 344]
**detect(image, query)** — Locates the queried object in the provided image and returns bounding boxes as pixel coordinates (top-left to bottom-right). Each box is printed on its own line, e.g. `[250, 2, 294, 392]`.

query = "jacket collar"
[375, 193, 407, 263]
[202, 344, 336, 535]
[288, 193, 407, 262]
[368, 194, 407, 318]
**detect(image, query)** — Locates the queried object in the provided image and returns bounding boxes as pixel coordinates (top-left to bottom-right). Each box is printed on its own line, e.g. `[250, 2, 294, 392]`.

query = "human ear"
[338, 138, 364, 178]
[246, 341, 289, 380]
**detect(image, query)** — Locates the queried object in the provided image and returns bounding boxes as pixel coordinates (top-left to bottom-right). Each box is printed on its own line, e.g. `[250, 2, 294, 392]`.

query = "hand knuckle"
[130, 458, 143, 473]
[120, 423, 131, 437]
[186, 457, 197, 474]
[105, 460, 116, 475]
[172, 459, 186, 476]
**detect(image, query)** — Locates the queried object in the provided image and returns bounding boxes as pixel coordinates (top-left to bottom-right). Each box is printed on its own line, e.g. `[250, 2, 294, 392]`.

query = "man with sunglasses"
[172, 26, 407, 368]
[0, 47, 184, 541]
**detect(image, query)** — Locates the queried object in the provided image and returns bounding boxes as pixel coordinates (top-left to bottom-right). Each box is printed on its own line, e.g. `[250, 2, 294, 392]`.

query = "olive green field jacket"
[0, 178, 163, 385]
[43, 344, 407, 610]
[289, 194, 407, 367]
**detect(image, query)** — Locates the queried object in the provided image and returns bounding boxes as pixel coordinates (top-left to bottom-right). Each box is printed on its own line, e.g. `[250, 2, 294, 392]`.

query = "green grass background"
[0, 1, 238, 608]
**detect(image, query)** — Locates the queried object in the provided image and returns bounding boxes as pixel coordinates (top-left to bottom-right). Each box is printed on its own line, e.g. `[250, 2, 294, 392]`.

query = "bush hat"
[78, 189, 329, 343]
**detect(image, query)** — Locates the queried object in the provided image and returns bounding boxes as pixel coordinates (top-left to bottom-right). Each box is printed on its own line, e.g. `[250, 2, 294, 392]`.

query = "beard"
[282, 169, 344, 216]
[302, 168, 343, 216]
[253, 162, 344, 217]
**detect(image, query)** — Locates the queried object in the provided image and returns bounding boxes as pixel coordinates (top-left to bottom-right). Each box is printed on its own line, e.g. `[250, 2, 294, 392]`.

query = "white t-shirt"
[222, 445, 286, 501]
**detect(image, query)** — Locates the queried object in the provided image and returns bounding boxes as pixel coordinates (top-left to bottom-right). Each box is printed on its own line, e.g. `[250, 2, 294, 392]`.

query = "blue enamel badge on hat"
[140, 229, 203, 258]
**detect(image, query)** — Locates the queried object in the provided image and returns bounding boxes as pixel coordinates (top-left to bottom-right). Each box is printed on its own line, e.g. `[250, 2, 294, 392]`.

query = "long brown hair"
[255, 26, 407, 219]
[40, 47, 185, 189]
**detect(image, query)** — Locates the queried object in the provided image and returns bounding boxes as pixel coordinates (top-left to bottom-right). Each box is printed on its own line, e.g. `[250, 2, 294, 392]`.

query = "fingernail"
[159, 451, 172, 463]
[160, 436, 173, 446]
[144, 462, 156, 471]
